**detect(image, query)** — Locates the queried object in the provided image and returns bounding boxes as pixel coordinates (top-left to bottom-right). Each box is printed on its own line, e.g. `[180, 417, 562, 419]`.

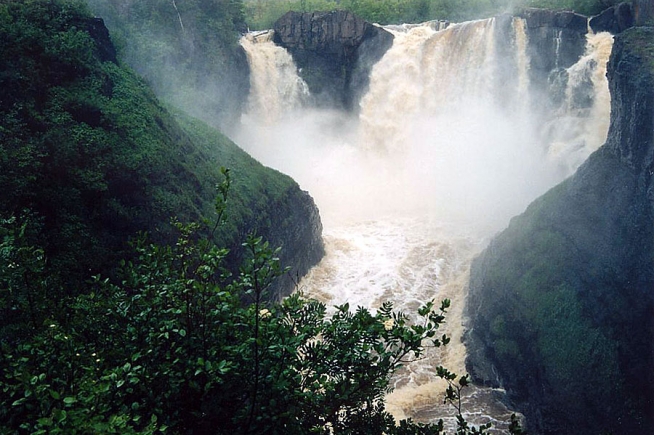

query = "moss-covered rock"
[465, 26, 654, 435]
[0, 0, 323, 296]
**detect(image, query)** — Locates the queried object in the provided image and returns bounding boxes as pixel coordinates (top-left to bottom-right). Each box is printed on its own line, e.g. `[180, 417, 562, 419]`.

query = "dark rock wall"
[519, 8, 589, 76]
[590, 2, 635, 34]
[465, 26, 654, 435]
[82, 17, 118, 63]
[265, 188, 324, 299]
[516, 8, 590, 120]
[273, 10, 393, 110]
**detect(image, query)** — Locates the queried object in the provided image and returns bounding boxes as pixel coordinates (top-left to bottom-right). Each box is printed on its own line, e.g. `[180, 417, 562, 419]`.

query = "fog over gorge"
[235, 21, 611, 232]
[233, 16, 614, 430]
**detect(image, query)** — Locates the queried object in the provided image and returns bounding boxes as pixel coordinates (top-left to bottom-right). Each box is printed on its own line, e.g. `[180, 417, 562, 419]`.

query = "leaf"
[11, 398, 26, 406]
[63, 397, 77, 405]
[37, 417, 53, 427]
[54, 409, 67, 423]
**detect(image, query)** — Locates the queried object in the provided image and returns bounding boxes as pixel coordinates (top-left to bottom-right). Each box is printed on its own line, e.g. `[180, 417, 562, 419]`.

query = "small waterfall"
[171, 0, 185, 32]
[240, 31, 309, 123]
[513, 18, 530, 113]
[545, 31, 614, 173]
[554, 29, 563, 68]
[235, 17, 613, 433]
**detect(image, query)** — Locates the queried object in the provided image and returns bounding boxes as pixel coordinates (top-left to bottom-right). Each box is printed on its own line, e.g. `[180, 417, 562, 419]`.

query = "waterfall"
[171, 0, 185, 32]
[544, 31, 614, 173]
[240, 31, 309, 123]
[236, 18, 613, 432]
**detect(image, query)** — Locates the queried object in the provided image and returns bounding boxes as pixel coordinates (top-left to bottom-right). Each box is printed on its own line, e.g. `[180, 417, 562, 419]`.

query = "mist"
[234, 20, 612, 234]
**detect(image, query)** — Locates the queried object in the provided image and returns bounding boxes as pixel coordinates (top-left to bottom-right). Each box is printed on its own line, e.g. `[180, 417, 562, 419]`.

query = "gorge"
[2, 0, 653, 433]
[234, 3, 652, 434]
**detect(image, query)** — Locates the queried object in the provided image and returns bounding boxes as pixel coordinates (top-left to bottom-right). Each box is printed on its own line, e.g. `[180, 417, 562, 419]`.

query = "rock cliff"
[273, 10, 393, 110]
[590, 2, 635, 34]
[0, 8, 323, 299]
[514, 8, 592, 123]
[262, 188, 324, 299]
[634, 0, 654, 24]
[465, 24, 654, 435]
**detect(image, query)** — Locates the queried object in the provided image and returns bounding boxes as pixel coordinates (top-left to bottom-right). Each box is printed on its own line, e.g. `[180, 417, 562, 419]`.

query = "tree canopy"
[244, 0, 623, 29]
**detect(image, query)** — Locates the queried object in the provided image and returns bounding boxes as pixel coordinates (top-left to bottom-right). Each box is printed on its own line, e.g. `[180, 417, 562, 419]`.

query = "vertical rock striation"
[590, 2, 635, 34]
[465, 24, 654, 435]
[273, 10, 393, 110]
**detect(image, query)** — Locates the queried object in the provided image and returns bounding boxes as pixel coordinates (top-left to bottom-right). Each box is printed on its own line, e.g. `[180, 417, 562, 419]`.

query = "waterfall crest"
[236, 16, 613, 432]
[240, 31, 309, 123]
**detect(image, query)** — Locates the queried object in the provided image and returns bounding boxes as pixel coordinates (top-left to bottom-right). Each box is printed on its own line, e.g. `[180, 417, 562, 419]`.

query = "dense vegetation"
[85, 0, 250, 131]
[0, 0, 315, 300]
[0, 1, 524, 433]
[467, 119, 654, 432]
[244, 0, 623, 29]
[1, 204, 493, 433]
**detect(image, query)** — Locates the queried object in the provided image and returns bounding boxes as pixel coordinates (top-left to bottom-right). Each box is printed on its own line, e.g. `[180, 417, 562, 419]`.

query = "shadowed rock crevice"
[273, 10, 393, 110]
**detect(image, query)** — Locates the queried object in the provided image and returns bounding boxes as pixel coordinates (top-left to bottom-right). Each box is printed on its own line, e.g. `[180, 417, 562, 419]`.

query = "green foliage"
[468, 167, 650, 432]
[0, 195, 518, 433]
[243, 0, 622, 28]
[0, 0, 302, 295]
[85, 0, 250, 129]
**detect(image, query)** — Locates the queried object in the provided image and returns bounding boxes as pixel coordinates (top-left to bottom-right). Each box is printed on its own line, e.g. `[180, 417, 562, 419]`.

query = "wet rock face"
[83, 17, 118, 64]
[267, 188, 325, 300]
[273, 10, 393, 110]
[605, 27, 654, 172]
[590, 2, 635, 34]
[633, 0, 654, 25]
[517, 9, 588, 88]
[465, 26, 654, 435]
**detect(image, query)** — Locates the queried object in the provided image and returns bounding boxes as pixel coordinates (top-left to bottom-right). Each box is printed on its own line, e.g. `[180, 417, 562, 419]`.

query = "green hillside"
[0, 0, 321, 303]
[85, 0, 250, 131]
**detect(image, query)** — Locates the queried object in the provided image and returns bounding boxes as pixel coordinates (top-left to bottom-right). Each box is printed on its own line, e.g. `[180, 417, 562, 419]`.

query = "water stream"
[235, 18, 613, 432]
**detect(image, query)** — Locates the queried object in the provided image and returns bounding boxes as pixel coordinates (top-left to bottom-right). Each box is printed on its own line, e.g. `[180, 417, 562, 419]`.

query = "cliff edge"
[273, 10, 393, 110]
[465, 25, 654, 435]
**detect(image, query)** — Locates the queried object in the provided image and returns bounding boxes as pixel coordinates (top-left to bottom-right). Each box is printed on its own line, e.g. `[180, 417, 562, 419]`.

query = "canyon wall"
[465, 24, 654, 435]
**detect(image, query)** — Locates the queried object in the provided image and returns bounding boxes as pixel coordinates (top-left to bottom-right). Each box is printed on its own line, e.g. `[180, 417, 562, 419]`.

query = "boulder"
[590, 2, 634, 34]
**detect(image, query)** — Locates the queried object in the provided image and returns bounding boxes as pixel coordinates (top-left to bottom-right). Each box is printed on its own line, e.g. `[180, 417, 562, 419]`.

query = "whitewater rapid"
[236, 17, 613, 432]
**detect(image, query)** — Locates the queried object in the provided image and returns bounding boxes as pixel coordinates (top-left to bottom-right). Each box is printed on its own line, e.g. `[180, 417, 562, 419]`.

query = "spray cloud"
[236, 19, 612, 234]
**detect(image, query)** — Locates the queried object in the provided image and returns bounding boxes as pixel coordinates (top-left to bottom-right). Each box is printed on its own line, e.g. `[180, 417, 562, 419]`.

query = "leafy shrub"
[0, 180, 518, 433]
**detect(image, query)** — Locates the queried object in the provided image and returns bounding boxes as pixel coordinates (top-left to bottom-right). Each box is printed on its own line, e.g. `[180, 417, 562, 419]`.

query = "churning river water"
[234, 18, 613, 432]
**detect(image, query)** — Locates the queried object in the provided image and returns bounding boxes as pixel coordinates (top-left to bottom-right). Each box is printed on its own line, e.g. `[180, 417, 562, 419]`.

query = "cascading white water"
[235, 19, 613, 432]
[240, 30, 310, 123]
[545, 31, 614, 173]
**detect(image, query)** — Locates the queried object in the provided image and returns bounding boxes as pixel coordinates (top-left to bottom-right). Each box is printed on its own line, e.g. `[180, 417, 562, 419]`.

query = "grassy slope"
[0, 0, 301, 289]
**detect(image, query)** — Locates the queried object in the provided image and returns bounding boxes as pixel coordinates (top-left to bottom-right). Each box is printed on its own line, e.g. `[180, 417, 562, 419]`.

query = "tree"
[0, 169, 522, 434]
